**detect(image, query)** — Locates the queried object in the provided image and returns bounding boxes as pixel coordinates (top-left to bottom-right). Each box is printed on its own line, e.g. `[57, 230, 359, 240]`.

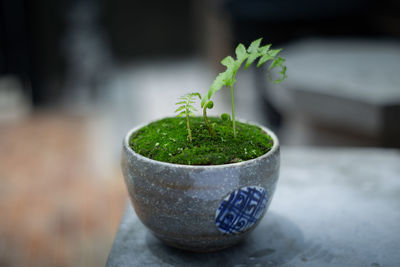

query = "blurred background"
[1, 0, 400, 266]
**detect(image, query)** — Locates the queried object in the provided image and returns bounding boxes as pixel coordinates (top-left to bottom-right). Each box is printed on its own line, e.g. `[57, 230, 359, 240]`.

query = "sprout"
[201, 38, 287, 138]
[202, 100, 214, 136]
[175, 92, 201, 142]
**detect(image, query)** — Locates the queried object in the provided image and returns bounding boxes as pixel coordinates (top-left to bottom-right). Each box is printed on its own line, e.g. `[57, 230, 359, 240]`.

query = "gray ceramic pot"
[121, 121, 280, 252]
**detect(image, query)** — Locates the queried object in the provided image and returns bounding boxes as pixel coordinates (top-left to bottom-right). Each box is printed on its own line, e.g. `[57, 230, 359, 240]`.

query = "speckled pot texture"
[121, 121, 280, 252]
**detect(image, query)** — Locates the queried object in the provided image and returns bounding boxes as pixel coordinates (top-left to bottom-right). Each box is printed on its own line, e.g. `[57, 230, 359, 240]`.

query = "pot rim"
[123, 117, 279, 169]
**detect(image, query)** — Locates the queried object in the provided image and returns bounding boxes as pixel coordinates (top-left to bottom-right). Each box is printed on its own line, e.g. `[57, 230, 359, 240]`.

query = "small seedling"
[133, 38, 288, 164]
[175, 92, 201, 142]
[201, 38, 287, 138]
[221, 113, 231, 121]
[202, 100, 215, 136]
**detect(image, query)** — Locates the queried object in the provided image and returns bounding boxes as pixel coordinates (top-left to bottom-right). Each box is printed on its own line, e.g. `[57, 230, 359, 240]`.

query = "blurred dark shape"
[1, 0, 199, 107]
[224, 0, 399, 47]
[1, 0, 399, 111]
[62, 0, 114, 105]
[226, 0, 376, 43]
[0, 0, 68, 106]
[383, 105, 400, 147]
[101, 0, 196, 62]
[0, 0, 31, 98]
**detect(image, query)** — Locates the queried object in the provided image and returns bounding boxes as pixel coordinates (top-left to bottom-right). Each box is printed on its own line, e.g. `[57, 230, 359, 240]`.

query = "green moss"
[129, 117, 273, 165]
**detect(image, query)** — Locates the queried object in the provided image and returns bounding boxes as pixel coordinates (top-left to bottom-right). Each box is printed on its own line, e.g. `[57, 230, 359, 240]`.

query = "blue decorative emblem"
[215, 186, 268, 234]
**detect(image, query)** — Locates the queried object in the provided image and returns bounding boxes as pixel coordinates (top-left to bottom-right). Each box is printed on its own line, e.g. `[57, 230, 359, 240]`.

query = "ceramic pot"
[121, 121, 280, 252]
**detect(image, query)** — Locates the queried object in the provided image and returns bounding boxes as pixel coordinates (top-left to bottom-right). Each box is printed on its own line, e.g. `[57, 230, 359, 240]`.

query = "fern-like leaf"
[175, 92, 201, 142]
[202, 38, 287, 138]
[202, 38, 287, 107]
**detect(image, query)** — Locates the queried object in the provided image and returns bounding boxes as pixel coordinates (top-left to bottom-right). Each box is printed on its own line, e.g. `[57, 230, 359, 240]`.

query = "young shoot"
[221, 113, 231, 122]
[201, 38, 287, 138]
[175, 92, 201, 142]
[202, 100, 214, 136]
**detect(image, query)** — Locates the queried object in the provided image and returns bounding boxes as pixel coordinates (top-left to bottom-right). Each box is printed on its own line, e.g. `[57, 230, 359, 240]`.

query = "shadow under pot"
[121, 122, 280, 252]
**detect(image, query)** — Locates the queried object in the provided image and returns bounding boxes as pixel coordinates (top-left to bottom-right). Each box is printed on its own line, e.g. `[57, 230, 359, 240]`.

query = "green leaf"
[274, 65, 287, 84]
[207, 72, 226, 101]
[201, 38, 287, 122]
[223, 68, 236, 86]
[268, 56, 285, 70]
[176, 111, 186, 117]
[267, 48, 282, 57]
[267, 57, 287, 84]
[258, 44, 271, 54]
[187, 105, 197, 111]
[174, 106, 185, 113]
[175, 92, 202, 119]
[246, 41, 272, 69]
[188, 92, 201, 100]
[280, 65, 287, 76]
[245, 54, 259, 69]
[257, 54, 274, 67]
[235, 44, 247, 60]
[247, 38, 262, 53]
[221, 56, 235, 67]
[245, 39, 271, 69]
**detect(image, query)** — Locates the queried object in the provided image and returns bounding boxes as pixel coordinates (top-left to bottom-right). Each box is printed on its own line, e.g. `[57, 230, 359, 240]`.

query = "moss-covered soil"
[129, 117, 273, 165]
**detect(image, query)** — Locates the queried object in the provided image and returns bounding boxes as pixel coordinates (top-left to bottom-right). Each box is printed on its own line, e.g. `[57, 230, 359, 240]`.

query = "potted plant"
[121, 38, 287, 252]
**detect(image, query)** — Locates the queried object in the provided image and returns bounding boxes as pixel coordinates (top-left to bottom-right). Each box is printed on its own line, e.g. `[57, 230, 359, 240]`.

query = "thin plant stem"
[203, 100, 214, 136]
[186, 109, 192, 142]
[230, 84, 236, 138]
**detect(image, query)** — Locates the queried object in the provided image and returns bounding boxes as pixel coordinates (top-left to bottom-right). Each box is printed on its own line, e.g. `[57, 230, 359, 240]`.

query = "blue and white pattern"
[215, 186, 268, 234]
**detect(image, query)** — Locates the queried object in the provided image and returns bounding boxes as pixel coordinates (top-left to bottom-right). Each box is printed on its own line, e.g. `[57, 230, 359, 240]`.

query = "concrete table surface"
[107, 148, 400, 267]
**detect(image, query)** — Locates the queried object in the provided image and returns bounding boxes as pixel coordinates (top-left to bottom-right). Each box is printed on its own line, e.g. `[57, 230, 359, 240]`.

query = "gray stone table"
[107, 148, 400, 267]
